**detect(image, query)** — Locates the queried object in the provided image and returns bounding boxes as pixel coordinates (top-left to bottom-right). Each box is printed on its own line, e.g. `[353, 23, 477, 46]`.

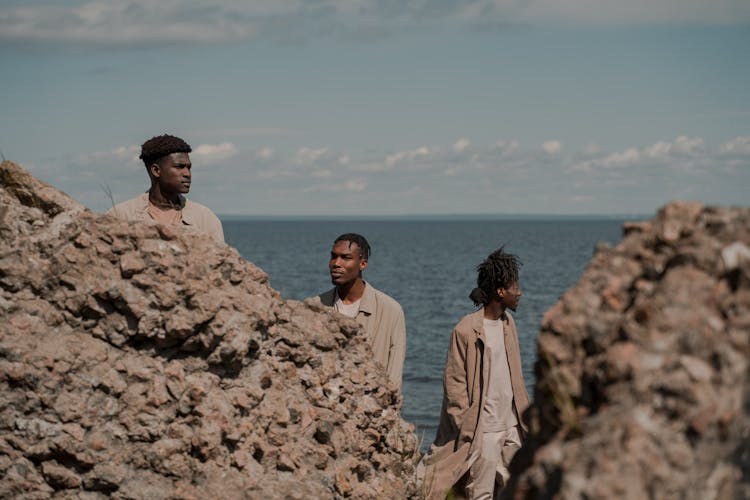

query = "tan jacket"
[422, 309, 529, 499]
[106, 193, 225, 244]
[319, 282, 406, 390]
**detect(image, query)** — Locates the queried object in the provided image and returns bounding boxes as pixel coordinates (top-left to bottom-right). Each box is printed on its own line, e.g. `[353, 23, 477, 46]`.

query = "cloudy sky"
[1, 1, 748, 215]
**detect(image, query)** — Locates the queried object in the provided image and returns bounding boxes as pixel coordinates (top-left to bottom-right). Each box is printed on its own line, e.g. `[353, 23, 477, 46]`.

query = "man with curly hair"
[422, 247, 530, 499]
[107, 134, 224, 243]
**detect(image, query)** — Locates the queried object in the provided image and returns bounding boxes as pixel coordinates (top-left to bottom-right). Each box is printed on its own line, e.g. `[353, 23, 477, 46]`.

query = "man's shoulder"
[107, 193, 147, 218]
[453, 309, 483, 336]
[183, 198, 220, 220]
[367, 284, 404, 313]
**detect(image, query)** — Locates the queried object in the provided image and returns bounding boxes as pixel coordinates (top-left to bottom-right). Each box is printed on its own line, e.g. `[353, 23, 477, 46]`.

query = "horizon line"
[217, 212, 649, 221]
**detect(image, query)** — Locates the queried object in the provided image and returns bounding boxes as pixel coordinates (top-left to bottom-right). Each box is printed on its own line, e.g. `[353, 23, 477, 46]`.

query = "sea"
[223, 217, 630, 449]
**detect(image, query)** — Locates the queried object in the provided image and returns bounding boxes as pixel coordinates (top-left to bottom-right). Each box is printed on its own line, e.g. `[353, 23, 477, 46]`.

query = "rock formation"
[0, 161, 419, 499]
[508, 202, 750, 499]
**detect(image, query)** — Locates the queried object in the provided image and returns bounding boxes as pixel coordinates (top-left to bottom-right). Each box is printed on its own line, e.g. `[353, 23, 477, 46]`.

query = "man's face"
[151, 152, 192, 195]
[498, 281, 522, 312]
[329, 240, 367, 286]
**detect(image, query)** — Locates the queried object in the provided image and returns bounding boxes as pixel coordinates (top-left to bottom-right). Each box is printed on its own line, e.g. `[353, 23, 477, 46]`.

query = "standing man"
[423, 247, 530, 500]
[107, 134, 224, 243]
[318, 233, 406, 390]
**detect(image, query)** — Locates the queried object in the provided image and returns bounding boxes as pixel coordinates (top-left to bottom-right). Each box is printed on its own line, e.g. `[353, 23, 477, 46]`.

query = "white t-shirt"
[334, 297, 361, 318]
[482, 318, 518, 432]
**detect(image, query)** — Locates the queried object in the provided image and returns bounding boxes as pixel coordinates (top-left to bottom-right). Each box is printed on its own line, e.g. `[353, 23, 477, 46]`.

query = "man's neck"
[148, 185, 181, 208]
[483, 301, 505, 321]
[336, 278, 366, 304]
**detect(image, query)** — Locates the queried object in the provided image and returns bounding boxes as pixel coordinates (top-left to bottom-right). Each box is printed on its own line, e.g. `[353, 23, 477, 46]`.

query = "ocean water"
[223, 218, 626, 448]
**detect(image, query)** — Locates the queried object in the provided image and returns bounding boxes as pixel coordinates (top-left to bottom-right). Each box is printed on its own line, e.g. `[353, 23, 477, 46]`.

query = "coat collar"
[323, 280, 375, 315]
[137, 192, 194, 226]
[470, 307, 509, 338]
[357, 281, 376, 315]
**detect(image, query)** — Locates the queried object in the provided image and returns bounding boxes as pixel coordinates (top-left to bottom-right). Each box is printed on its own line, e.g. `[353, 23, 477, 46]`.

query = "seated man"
[318, 233, 406, 390]
[107, 134, 224, 243]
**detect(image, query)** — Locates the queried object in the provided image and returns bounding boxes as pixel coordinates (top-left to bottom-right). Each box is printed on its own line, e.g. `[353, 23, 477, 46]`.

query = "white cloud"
[542, 140, 562, 157]
[491, 139, 521, 157]
[719, 136, 750, 157]
[294, 147, 329, 166]
[384, 146, 434, 169]
[4, 1, 746, 48]
[643, 136, 704, 159]
[191, 142, 238, 163]
[578, 143, 601, 157]
[20, 133, 750, 214]
[453, 138, 471, 154]
[256, 147, 275, 161]
[569, 136, 708, 173]
[77, 145, 140, 165]
[570, 147, 641, 172]
[514, 0, 750, 25]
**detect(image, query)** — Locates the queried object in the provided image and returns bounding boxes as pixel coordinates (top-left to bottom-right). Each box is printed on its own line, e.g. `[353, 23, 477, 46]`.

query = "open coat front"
[422, 309, 530, 499]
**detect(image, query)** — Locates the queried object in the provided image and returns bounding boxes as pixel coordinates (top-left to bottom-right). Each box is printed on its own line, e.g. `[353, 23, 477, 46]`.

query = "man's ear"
[148, 162, 161, 178]
[359, 259, 368, 272]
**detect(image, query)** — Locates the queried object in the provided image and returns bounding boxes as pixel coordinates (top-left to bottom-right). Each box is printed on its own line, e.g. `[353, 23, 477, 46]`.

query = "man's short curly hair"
[139, 134, 192, 166]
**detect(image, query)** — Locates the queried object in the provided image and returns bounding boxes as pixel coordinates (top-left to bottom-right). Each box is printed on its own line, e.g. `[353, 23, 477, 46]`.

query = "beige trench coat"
[106, 193, 225, 244]
[422, 308, 530, 499]
[319, 282, 406, 390]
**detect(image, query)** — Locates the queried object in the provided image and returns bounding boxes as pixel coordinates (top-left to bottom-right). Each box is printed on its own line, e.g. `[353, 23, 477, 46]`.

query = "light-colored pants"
[465, 426, 522, 500]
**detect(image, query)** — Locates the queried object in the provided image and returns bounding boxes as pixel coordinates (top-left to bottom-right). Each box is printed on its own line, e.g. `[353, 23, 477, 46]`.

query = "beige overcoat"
[106, 193, 225, 244]
[319, 282, 406, 390]
[422, 308, 530, 499]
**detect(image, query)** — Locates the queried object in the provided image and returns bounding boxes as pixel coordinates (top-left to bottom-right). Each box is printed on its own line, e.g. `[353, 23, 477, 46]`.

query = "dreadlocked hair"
[139, 134, 192, 166]
[469, 246, 522, 306]
[334, 233, 371, 260]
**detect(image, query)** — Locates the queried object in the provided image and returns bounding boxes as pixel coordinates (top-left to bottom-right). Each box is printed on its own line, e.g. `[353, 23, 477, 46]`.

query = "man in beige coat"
[318, 233, 406, 390]
[422, 247, 530, 499]
[107, 134, 224, 244]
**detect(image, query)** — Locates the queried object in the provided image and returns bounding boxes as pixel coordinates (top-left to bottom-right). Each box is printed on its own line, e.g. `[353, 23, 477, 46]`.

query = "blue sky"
[1, 1, 749, 215]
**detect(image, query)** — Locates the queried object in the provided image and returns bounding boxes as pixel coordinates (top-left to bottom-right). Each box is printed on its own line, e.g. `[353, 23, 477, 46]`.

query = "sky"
[1, 1, 749, 216]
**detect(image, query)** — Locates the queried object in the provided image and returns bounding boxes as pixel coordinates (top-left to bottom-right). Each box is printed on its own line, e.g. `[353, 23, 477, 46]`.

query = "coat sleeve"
[386, 306, 406, 390]
[442, 326, 469, 433]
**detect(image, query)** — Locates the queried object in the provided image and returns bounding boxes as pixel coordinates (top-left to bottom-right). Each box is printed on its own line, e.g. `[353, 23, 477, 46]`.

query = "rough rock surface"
[0, 161, 419, 499]
[508, 202, 750, 500]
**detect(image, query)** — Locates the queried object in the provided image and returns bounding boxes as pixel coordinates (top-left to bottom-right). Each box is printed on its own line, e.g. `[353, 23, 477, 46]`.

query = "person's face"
[150, 152, 192, 195]
[329, 240, 367, 286]
[498, 281, 522, 312]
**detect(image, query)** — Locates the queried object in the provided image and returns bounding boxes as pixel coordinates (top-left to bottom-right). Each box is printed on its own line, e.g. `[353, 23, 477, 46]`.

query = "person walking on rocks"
[107, 134, 224, 243]
[422, 247, 530, 500]
[318, 233, 406, 390]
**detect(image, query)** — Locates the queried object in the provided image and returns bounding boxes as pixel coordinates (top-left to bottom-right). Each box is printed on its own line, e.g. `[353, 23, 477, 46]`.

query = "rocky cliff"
[0, 161, 419, 499]
[508, 202, 750, 499]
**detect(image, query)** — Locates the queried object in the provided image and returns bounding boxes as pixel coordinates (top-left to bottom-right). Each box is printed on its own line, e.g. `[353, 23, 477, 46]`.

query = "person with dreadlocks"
[317, 233, 406, 390]
[106, 134, 224, 243]
[421, 247, 530, 499]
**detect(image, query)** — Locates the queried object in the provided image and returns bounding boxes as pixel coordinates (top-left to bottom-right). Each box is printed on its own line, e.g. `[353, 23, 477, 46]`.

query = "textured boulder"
[0, 161, 419, 499]
[508, 202, 750, 500]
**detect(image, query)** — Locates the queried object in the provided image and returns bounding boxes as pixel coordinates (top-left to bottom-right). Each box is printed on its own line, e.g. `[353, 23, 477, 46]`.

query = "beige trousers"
[465, 426, 522, 500]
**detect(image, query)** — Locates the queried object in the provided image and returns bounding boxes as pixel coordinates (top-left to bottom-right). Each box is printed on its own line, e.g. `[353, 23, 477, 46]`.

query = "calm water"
[223, 218, 625, 448]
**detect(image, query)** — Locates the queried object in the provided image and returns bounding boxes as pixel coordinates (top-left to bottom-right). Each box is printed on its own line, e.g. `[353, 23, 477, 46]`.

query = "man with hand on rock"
[422, 247, 530, 500]
[318, 233, 406, 390]
[107, 134, 224, 243]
